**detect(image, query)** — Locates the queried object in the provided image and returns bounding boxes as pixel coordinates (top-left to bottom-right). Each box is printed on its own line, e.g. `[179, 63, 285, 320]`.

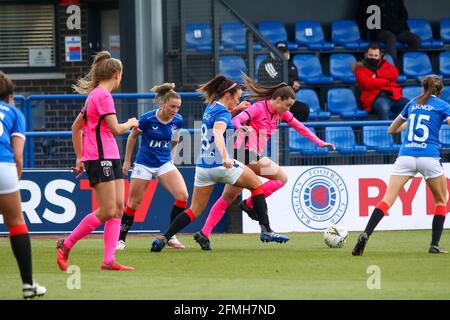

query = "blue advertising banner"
[0, 169, 227, 235]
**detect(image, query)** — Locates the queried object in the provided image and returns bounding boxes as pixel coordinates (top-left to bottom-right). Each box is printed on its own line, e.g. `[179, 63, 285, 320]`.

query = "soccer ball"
[324, 225, 349, 248]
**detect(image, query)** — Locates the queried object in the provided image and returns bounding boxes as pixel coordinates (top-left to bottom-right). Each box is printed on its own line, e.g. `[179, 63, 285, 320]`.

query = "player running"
[56, 51, 138, 271]
[0, 72, 46, 299]
[353, 75, 450, 256]
[195, 75, 335, 250]
[150, 75, 285, 252]
[116, 83, 188, 250]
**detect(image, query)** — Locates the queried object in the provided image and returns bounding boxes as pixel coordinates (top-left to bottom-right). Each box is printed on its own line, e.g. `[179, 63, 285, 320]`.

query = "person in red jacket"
[353, 43, 409, 120]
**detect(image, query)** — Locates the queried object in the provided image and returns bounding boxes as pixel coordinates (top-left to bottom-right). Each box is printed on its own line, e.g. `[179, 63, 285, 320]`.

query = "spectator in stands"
[352, 43, 409, 120]
[358, 0, 421, 66]
[257, 42, 310, 122]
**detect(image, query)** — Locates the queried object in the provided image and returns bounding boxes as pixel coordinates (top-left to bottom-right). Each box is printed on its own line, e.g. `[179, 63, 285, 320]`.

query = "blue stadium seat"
[440, 18, 450, 44]
[219, 56, 247, 84]
[439, 51, 450, 79]
[258, 21, 298, 50]
[384, 54, 407, 83]
[407, 19, 444, 49]
[296, 89, 331, 120]
[292, 54, 333, 85]
[402, 86, 422, 100]
[439, 125, 450, 147]
[363, 126, 401, 152]
[289, 127, 328, 155]
[331, 20, 369, 50]
[295, 20, 335, 51]
[327, 88, 368, 119]
[254, 54, 268, 79]
[329, 53, 356, 84]
[221, 22, 262, 51]
[441, 88, 450, 104]
[185, 23, 212, 52]
[325, 127, 367, 154]
[403, 52, 433, 81]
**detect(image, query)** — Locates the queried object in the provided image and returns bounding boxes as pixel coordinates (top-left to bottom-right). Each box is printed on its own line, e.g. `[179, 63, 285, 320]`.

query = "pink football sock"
[246, 180, 285, 209]
[65, 212, 102, 250]
[103, 218, 121, 265]
[201, 197, 232, 237]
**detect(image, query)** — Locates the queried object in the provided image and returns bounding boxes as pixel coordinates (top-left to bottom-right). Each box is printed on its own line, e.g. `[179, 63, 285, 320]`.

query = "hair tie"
[219, 83, 237, 96]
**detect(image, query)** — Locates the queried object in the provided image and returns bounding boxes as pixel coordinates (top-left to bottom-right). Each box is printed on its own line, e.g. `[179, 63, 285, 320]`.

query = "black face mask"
[366, 58, 379, 68]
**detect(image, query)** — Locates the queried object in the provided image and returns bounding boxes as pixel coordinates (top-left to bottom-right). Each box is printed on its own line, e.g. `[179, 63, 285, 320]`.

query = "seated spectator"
[352, 43, 409, 120]
[257, 42, 310, 122]
[358, 0, 421, 66]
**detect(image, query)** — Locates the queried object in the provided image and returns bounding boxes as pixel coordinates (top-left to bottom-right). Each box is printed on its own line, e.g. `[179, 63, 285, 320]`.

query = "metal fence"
[164, 0, 289, 91]
[16, 93, 450, 169]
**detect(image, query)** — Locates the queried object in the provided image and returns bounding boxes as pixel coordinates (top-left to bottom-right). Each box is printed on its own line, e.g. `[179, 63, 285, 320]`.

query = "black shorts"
[233, 149, 262, 165]
[84, 159, 124, 187]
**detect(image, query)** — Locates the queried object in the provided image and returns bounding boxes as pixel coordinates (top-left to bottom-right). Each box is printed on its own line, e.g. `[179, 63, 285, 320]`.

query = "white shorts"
[0, 163, 19, 195]
[130, 162, 177, 181]
[392, 156, 444, 180]
[194, 161, 245, 187]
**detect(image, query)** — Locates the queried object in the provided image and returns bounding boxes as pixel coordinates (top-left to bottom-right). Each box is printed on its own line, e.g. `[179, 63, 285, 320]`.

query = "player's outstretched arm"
[105, 114, 138, 136]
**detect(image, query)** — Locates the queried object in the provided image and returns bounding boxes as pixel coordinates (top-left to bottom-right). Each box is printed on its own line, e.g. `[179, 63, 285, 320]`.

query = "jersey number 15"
[407, 114, 430, 143]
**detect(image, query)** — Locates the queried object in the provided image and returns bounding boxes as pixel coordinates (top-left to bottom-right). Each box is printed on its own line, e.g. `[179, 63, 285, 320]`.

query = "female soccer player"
[150, 75, 285, 252]
[353, 75, 450, 256]
[56, 51, 139, 271]
[0, 72, 46, 299]
[116, 83, 188, 250]
[194, 75, 335, 250]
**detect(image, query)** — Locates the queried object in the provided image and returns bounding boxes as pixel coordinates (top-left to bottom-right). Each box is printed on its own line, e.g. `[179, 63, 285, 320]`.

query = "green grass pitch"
[1, 230, 449, 300]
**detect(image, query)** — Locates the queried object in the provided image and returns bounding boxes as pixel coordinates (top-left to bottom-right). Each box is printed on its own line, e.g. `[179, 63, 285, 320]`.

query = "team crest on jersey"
[276, 118, 281, 127]
[171, 124, 178, 133]
[291, 167, 348, 230]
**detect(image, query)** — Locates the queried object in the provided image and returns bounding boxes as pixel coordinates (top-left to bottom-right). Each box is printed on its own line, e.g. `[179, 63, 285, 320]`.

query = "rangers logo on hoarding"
[291, 167, 348, 230]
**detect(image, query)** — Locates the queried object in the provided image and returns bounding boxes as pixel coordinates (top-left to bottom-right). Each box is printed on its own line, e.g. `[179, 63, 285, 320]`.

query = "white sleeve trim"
[399, 114, 407, 120]
[214, 121, 229, 127]
[11, 133, 26, 141]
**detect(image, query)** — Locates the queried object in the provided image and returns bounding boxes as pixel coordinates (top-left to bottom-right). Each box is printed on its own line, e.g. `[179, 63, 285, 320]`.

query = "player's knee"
[100, 204, 116, 219]
[221, 192, 237, 203]
[279, 175, 288, 185]
[175, 191, 189, 202]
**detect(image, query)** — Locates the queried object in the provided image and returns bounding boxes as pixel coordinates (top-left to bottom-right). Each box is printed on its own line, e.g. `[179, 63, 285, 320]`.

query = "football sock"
[170, 200, 188, 222]
[245, 180, 285, 209]
[9, 224, 33, 285]
[431, 205, 447, 246]
[251, 186, 272, 233]
[202, 197, 232, 238]
[103, 218, 121, 265]
[364, 202, 389, 236]
[65, 212, 102, 250]
[119, 207, 136, 242]
[163, 209, 195, 241]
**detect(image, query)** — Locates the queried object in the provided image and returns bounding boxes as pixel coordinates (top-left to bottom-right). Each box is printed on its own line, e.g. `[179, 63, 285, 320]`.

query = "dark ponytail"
[196, 75, 240, 104]
[243, 74, 295, 102]
[416, 75, 444, 105]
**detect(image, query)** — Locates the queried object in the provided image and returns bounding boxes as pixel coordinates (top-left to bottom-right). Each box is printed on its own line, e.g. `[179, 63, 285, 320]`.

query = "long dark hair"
[196, 75, 240, 104]
[243, 74, 295, 102]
